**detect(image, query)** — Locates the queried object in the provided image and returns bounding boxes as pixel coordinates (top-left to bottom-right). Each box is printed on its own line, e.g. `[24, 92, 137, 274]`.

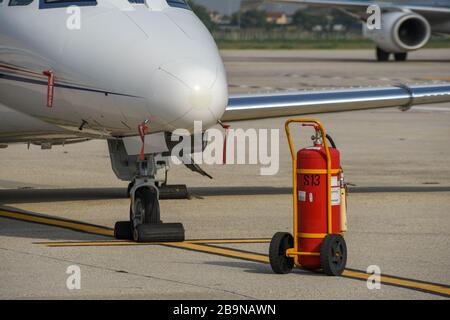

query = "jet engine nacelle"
[364, 12, 431, 53]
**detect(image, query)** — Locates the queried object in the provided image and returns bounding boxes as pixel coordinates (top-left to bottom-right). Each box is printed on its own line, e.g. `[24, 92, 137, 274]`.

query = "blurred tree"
[293, 8, 361, 32]
[292, 9, 328, 31]
[232, 10, 268, 29]
[329, 9, 361, 30]
[188, 0, 217, 31]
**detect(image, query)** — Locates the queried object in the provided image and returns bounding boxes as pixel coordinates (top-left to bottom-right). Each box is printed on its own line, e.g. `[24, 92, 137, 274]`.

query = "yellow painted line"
[41, 238, 450, 297]
[423, 76, 450, 81]
[1, 208, 270, 246]
[342, 269, 450, 297]
[41, 241, 160, 247]
[2, 208, 449, 297]
[189, 239, 271, 244]
[159, 243, 450, 297]
[164, 243, 450, 298]
[41, 240, 269, 263]
[165, 242, 270, 264]
[0, 209, 113, 237]
[36, 238, 271, 247]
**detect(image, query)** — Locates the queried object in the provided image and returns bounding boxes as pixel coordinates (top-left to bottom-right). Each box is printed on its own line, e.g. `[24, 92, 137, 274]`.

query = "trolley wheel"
[320, 234, 347, 276]
[114, 221, 133, 240]
[269, 232, 294, 274]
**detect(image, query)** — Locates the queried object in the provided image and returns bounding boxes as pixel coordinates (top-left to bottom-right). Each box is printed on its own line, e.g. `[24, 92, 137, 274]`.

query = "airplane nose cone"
[151, 59, 228, 132]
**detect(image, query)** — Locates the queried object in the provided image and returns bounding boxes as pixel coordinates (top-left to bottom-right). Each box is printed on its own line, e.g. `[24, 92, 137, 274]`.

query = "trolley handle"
[285, 119, 331, 162]
[301, 123, 320, 130]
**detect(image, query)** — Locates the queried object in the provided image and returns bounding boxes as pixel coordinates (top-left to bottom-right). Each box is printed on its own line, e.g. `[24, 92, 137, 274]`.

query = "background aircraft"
[249, 0, 450, 61]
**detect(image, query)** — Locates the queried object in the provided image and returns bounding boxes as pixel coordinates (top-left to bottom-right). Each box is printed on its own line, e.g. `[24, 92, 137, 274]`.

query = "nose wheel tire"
[114, 221, 133, 240]
[134, 223, 185, 243]
[132, 187, 159, 221]
[131, 188, 161, 242]
[129, 187, 185, 242]
[320, 234, 347, 276]
[269, 232, 294, 274]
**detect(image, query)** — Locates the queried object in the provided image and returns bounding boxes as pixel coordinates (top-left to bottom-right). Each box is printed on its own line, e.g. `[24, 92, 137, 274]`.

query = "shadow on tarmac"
[203, 261, 325, 277]
[0, 188, 128, 204]
[0, 208, 112, 242]
[0, 186, 449, 204]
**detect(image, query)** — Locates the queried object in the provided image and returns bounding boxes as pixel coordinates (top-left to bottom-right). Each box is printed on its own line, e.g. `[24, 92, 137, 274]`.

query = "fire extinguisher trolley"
[269, 118, 348, 276]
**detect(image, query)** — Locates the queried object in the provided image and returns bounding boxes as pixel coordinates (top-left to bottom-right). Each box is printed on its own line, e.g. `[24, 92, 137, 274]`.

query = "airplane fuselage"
[0, 0, 228, 142]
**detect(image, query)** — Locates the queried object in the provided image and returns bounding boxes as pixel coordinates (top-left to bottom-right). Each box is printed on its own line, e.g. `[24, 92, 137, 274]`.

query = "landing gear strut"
[394, 52, 408, 61]
[114, 156, 185, 243]
[376, 47, 390, 61]
[376, 47, 408, 62]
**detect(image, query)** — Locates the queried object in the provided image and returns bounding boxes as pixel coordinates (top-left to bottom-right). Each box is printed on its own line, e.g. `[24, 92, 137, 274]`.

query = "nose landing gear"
[114, 156, 185, 243]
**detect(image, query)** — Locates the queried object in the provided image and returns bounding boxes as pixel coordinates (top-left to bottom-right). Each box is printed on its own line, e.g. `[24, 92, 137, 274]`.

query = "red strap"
[43, 70, 54, 108]
[138, 121, 149, 161]
[221, 123, 230, 165]
[302, 123, 320, 130]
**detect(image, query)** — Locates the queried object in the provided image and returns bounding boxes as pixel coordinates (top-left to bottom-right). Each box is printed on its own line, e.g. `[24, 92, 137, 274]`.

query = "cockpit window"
[9, 0, 34, 5]
[44, 0, 95, 3]
[167, 0, 190, 10]
[40, 0, 97, 8]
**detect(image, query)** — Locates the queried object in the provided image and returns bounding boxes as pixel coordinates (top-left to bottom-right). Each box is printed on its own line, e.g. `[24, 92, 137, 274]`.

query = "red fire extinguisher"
[269, 118, 348, 276]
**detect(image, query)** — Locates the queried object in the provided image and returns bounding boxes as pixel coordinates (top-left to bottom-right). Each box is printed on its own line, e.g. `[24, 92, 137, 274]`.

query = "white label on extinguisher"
[331, 176, 339, 187]
[331, 187, 341, 206]
[306, 147, 321, 150]
[298, 191, 306, 202]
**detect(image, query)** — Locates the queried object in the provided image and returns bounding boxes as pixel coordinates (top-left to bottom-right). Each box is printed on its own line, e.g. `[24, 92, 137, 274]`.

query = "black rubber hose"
[326, 134, 337, 148]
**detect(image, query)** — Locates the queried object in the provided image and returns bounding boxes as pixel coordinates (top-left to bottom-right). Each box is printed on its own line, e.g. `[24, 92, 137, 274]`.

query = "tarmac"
[0, 49, 449, 299]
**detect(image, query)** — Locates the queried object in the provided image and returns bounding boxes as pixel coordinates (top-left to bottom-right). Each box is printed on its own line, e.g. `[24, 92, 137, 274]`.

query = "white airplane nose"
[151, 59, 228, 132]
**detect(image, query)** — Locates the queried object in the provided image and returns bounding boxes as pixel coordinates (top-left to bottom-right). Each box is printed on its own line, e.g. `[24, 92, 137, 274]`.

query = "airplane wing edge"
[222, 83, 450, 122]
[276, 0, 450, 15]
